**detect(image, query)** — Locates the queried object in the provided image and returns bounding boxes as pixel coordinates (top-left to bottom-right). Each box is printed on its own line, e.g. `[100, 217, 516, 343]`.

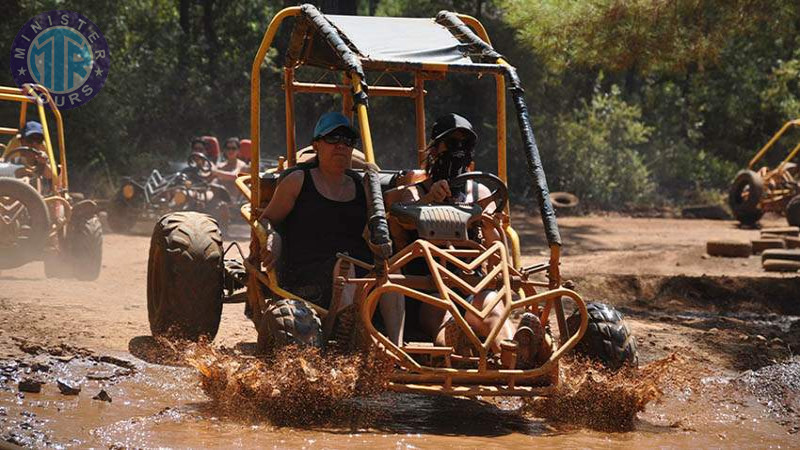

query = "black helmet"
[430, 113, 477, 145]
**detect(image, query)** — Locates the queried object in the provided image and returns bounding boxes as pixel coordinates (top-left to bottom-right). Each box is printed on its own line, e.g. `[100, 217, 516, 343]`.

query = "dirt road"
[0, 215, 797, 446]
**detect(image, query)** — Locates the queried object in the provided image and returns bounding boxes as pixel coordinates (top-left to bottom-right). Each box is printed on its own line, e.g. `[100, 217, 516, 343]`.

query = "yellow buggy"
[147, 5, 637, 397]
[0, 84, 103, 280]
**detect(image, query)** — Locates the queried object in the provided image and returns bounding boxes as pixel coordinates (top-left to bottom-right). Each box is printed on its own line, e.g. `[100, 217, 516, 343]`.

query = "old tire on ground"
[728, 170, 764, 226]
[67, 214, 103, 280]
[761, 249, 800, 263]
[107, 191, 137, 234]
[787, 195, 800, 228]
[567, 301, 638, 371]
[147, 212, 223, 340]
[0, 178, 50, 269]
[706, 240, 752, 257]
[550, 192, 579, 209]
[256, 298, 322, 354]
[762, 259, 800, 272]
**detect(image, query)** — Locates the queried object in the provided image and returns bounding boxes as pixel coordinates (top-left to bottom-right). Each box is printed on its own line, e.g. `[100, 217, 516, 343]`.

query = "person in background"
[212, 137, 249, 199]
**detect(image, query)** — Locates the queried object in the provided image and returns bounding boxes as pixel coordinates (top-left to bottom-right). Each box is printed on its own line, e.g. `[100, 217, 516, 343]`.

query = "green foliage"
[762, 46, 800, 120]
[501, 0, 797, 75]
[553, 82, 654, 208]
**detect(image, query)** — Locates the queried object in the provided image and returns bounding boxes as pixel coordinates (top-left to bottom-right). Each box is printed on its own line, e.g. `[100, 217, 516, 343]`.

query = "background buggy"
[0, 84, 103, 280]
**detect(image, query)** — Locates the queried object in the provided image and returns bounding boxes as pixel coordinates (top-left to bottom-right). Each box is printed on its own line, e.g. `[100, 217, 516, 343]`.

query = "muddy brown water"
[0, 351, 796, 448]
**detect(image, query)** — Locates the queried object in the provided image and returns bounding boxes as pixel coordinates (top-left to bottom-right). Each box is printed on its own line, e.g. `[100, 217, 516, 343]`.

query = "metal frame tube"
[292, 81, 416, 97]
[250, 6, 301, 210]
[414, 74, 427, 167]
[284, 67, 297, 166]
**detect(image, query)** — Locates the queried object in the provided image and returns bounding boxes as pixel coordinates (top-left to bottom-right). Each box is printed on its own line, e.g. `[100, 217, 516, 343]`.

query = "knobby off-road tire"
[786, 195, 800, 228]
[148, 212, 223, 341]
[67, 214, 103, 280]
[567, 301, 638, 371]
[107, 191, 137, 234]
[256, 298, 322, 354]
[0, 178, 50, 269]
[729, 170, 765, 226]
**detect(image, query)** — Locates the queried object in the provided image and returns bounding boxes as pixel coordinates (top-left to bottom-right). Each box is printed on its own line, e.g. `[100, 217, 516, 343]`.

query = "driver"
[3, 121, 53, 182]
[257, 112, 405, 346]
[397, 113, 548, 369]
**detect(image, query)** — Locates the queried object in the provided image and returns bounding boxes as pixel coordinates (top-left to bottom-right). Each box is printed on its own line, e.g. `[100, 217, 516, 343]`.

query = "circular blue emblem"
[10, 10, 110, 110]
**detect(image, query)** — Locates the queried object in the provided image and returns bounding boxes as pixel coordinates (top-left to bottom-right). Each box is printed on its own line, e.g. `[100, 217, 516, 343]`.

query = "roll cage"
[242, 4, 562, 284]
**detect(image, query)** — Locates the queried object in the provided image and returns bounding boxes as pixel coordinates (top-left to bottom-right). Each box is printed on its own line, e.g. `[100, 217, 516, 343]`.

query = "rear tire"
[256, 298, 322, 354]
[147, 212, 223, 341]
[0, 179, 50, 269]
[67, 215, 103, 280]
[729, 170, 764, 226]
[567, 302, 638, 371]
[786, 195, 800, 227]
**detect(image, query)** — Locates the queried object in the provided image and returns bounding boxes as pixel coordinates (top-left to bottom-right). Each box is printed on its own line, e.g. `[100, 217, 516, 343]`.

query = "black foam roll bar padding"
[300, 4, 366, 82]
[363, 166, 393, 260]
[504, 66, 562, 247]
[434, 11, 503, 62]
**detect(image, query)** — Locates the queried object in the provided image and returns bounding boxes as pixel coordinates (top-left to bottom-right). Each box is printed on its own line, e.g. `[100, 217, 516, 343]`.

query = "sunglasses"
[320, 133, 357, 147]
[444, 136, 474, 151]
[225, 146, 238, 151]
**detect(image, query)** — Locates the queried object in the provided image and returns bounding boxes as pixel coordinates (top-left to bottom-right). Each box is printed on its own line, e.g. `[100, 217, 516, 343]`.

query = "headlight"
[122, 184, 136, 199]
[173, 190, 187, 205]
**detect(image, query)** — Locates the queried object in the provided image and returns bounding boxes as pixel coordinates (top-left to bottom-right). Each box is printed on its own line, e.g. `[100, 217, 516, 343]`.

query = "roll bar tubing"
[249, 6, 561, 284]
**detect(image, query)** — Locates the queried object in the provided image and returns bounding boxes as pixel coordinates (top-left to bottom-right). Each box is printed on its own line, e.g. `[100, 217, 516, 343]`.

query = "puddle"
[0, 350, 797, 447]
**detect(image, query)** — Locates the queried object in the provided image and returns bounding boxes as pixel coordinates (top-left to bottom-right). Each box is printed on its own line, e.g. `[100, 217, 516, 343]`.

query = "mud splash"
[185, 344, 393, 427]
[524, 354, 695, 431]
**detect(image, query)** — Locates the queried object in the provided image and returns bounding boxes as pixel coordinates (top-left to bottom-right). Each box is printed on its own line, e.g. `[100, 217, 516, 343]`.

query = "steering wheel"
[187, 152, 213, 178]
[448, 171, 508, 213]
[3, 146, 47, 175]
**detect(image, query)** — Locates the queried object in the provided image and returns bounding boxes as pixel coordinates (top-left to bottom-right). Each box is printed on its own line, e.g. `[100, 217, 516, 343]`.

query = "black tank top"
[281, 168, 370, 270]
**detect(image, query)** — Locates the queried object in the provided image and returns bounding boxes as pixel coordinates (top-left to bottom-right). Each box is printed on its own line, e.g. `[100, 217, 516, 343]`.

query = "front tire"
[147, 212, 223, 341]
[567, 301, 638, 370]
[256, 298, 322, 354]
[67, 215, 103, 280]
[0, 179, 50, 269]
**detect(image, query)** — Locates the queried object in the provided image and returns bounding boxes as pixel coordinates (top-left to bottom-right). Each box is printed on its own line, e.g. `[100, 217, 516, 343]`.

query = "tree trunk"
[202, 0, 218, 75]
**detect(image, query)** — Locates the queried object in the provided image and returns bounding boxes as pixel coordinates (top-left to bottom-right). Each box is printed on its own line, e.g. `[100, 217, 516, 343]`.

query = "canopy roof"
[285, 5, 503, 72]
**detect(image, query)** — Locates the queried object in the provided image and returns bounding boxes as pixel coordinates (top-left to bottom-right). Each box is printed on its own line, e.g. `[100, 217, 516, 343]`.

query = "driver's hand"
[260, 232, 282, 269]
[32, 149, 48, 163]
[424, 180, 451, 203]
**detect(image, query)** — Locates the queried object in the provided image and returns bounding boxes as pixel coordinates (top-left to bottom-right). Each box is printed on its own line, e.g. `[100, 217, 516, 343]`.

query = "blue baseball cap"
[22, 121, 43, 138]
[313, 112, 358, 140]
